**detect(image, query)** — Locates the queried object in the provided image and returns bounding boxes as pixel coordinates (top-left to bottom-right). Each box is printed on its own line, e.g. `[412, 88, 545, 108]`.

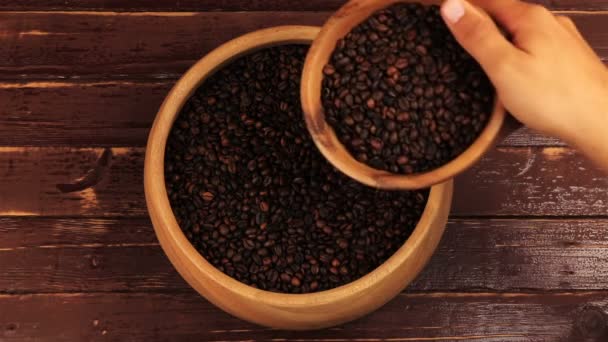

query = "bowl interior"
[145, 25, 452, 311]
[301, 0, 506, 190]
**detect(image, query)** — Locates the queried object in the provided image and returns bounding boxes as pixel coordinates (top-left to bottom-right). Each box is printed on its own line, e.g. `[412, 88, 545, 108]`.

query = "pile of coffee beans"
[165, 45, 429, 294]
[322, 3, 494, 174]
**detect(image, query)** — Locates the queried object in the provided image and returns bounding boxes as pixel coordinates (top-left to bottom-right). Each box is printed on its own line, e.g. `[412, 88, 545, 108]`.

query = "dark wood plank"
[0, 1, 346, 11]
[0, 12, 604, 78]
[1, 147, 605, 217]
[0, 0, 606, 11]
[0, 217, 155, 248]
[0, 12, 327, 79]
[0, 147, 144, 217]
[0, 81, 172, 147]
[453, 147, 608, 216]
[500, 126, 566, 147]
[1, 219, 608, 293]
[1, 292, 607, 341]
[412, 218, 608, 291]
[0, 245, 173, 294]
[0, 81, 567, 147]
[568, 12, 608, 61]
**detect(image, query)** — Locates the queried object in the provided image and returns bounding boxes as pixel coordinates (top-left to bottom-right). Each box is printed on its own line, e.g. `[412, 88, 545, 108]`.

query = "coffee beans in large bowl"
[164, 44, 429, 294]
[321, 2, 494, 174]
[145, 26, 453, 329]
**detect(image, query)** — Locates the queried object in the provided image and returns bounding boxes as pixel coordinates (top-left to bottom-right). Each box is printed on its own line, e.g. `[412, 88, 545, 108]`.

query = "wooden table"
[0, 1, 607, 341]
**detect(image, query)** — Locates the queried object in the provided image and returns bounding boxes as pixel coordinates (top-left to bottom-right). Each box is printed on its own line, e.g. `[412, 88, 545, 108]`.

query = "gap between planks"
[1, 217, 608, 250]
[0, 80, 165, 88]
[0, 10, 604, 15]
[0, 242, 159, 252]
[220, 336, 526, 341]
[1, 290, 607, 298]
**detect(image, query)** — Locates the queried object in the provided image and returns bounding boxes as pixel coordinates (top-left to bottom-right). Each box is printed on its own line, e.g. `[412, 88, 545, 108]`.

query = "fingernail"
[442, 0, 465, 23]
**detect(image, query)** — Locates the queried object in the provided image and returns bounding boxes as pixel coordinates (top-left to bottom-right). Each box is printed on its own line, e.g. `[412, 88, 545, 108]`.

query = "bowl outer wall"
[144, 25, 454, 330]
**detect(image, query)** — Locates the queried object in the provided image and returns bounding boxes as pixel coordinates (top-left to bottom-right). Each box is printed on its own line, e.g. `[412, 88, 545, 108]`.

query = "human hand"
[440, 0, 608, 169]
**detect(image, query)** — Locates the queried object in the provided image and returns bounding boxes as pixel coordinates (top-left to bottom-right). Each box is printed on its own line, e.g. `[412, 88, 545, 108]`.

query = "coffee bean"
[370, 138, 383, 151]
[165, 45, 429, 294]
[415, 45, 427, 55]
[243, 239, 255, 250]
[366, 98, 376, 109]
[323, 64, 336, 76]
[387, 66, 398, 76]
[321, 3, 493, 175]
[201, 191, 214, 202]
[290, 277, 302, 287]
[219, 224, 229, 236]
[395, 58, 409, 69]
[280, 273, 291, 283]
[339, 265, 349, 275]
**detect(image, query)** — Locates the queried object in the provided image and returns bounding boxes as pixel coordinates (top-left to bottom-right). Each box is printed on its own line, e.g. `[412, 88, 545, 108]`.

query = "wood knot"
[90, 255, 102, 269]
[5, 323, 18, 335]
[575, 306, 608, 339]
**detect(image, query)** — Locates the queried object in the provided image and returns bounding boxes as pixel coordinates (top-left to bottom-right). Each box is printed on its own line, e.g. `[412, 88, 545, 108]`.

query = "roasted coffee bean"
[165, 45, 429, 294]
[322, 3, 494, 174]
[259, 201, 270, 212]
[201, 191, 215, 202]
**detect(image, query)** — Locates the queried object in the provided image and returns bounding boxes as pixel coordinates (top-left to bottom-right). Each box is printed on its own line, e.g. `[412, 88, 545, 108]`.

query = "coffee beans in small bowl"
[145, 26, 453, 329]
[302, 0, 506, 190]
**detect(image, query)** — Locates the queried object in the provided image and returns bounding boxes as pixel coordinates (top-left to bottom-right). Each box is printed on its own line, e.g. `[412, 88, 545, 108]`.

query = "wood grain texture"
[453, 147, 608, 216]
[1, 147, 605, 217]
[0, 0, 606, 11]
[0, 81, 173, 147]
[1, 292, 607, 341]
[1, 218, 608, 293]
[500, 127, 566, 147]
[0, 245, 172, 294]
[0, 217, 155, 248]
[0, 12, 327, 79]
[412, 218, 608, 291]
[0, 81, 564, 147]
[0, 147, 144, 216]
[0, 12, 604, 79]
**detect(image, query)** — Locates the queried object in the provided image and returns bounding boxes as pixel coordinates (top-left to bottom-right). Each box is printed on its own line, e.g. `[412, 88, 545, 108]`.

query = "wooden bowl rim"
[301, 0, 506, 190]
[145, 25, 452, 307]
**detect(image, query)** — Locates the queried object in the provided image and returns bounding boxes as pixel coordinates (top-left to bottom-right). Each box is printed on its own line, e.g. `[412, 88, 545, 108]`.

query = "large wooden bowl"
[301, 0, 506, 190]
[145, 25, 454, 330]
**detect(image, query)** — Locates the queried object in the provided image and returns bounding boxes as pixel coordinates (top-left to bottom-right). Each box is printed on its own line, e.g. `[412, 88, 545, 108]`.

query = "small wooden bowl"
[301, 0, 506, 190]
[145, 25, 454, 330]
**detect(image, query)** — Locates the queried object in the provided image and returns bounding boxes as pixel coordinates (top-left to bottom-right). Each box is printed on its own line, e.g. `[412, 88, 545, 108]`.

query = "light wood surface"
[301, 0, 506, 190]
[144, 25, 454, 329]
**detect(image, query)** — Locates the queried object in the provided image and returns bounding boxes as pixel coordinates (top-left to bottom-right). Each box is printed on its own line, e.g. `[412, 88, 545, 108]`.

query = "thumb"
[440, 0, 519, 76]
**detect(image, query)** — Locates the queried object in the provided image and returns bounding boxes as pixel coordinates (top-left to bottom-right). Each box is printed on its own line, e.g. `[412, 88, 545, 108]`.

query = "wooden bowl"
[145, 25, 454, 330]
[301, 0, 506, 190]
